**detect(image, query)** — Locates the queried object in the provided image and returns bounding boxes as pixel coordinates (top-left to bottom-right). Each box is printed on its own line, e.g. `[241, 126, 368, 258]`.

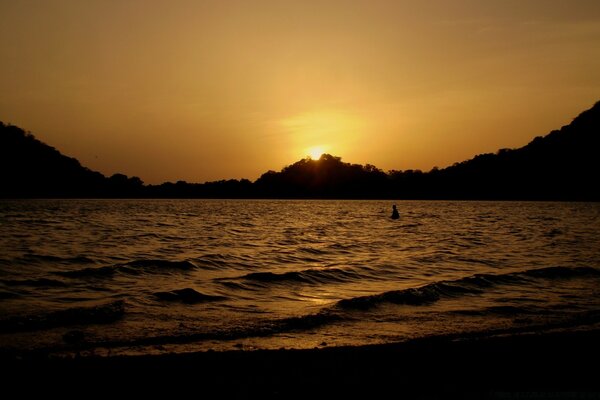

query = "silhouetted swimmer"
[391, 204, 400, 219]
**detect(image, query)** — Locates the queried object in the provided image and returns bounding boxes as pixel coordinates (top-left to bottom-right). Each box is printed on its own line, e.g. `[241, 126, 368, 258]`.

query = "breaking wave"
[56, 259, 199, 278]
[0, 300, 125, 333]
[337, 266, 600, 310]
[223, 267, 364, 286]
[153, 288, 226, 304]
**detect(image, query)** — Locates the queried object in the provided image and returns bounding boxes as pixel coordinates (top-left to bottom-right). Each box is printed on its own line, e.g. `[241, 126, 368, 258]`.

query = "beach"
[4, 329, 599, 398]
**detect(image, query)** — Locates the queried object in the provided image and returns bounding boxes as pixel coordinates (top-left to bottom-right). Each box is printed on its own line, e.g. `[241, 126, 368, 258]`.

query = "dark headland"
[1, 101, 599, 200]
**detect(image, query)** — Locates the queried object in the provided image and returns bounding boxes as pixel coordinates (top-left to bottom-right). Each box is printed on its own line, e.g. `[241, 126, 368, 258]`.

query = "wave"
[191, 253, 256, 270]
[7, 266, 599, 352]
[57, 259, 199, 278]
[1, 278, 68, 287]
[56, 265, 116, 278]
[153, 288, 226, 304]
[521, 266, 600, 279]
[337, 286, 444, 310]
[298, 246, 328, 255]
[50, 309, 343, 351]
[121, 259, 197, 273]
[23, 254, 97, 264]
[451, 305, 530, 316]
[30, 309, 600, 356]
[0, 291, 19, 300]
[0, 300, 125, 333]
[220, 267, 363, 287]
[337, 266, 600, 310]
[57, 305, 600, 353]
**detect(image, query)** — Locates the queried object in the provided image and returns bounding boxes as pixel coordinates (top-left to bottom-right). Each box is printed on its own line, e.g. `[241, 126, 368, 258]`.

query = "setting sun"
[279, 110, 363, 164]
[306, 146, 327, 159]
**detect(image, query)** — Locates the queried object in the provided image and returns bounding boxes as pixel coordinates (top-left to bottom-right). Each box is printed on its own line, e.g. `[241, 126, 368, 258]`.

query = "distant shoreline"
[3, 99, 600, 201]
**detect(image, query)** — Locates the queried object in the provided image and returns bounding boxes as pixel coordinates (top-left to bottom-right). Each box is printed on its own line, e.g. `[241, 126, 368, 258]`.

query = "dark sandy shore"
[3, 330, 599, 398]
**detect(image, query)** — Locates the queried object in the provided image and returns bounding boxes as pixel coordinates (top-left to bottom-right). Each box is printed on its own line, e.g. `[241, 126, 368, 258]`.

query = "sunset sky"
[1, 0, 599, 184]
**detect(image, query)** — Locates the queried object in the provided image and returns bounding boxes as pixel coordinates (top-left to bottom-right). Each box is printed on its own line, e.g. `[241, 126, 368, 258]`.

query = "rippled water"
[1, 199, 599, 356]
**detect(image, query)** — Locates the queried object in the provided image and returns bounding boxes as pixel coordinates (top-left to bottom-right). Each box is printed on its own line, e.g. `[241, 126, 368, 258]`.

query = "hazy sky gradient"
[1, 0, 599, 184]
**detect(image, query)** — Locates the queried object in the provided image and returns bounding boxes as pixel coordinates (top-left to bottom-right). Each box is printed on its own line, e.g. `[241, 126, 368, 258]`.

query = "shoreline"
[4, 329, 599, 397]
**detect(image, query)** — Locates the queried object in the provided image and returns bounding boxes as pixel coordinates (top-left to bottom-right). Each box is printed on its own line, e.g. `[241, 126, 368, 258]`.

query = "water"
[1, 199, 599, 356]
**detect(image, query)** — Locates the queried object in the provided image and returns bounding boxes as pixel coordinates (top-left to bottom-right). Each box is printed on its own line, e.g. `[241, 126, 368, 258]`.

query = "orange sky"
[1, 0, 599, 184]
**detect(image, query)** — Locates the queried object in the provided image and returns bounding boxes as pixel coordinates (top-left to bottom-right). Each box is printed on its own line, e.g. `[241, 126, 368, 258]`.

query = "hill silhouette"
[254, 155, 388, 198]
[1, 101, 599, 200]
[0, 122, 144, 197]
[426, 102, 600, 200]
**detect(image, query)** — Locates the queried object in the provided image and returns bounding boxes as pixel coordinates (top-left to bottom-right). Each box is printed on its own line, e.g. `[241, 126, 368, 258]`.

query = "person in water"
[391, 204, 400, 219]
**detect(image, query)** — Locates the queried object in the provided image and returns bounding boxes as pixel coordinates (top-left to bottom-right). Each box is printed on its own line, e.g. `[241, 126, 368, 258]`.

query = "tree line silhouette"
[1, 101, 599, 200]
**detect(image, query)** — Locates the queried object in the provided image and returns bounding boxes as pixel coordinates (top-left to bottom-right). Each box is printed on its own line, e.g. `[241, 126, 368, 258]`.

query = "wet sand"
[3, 330, 599, 398]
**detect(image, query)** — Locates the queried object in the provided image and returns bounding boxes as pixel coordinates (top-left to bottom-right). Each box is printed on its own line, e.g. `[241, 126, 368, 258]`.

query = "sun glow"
[279, 110, 364, 161]
[306, 146, 327, 159]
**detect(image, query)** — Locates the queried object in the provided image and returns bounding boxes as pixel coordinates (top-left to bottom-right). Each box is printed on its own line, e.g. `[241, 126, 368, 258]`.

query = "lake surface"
[1, 199, 599, 356]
